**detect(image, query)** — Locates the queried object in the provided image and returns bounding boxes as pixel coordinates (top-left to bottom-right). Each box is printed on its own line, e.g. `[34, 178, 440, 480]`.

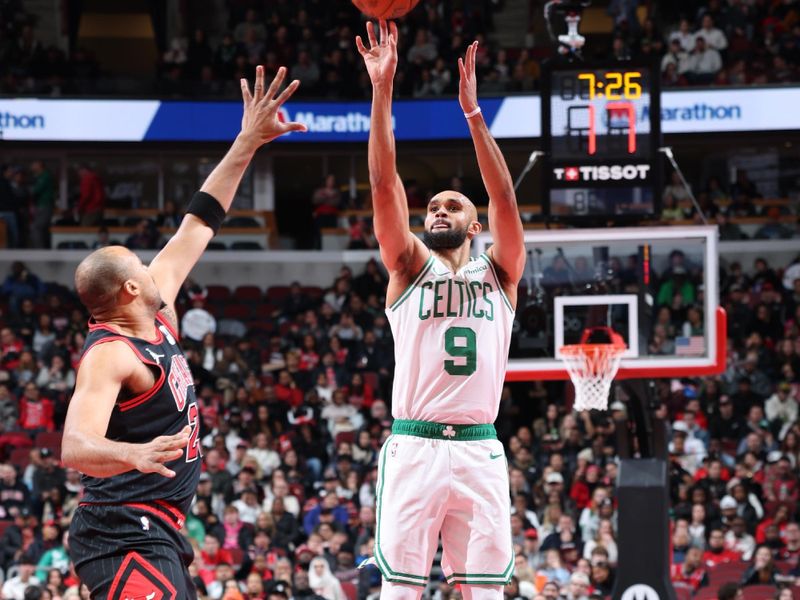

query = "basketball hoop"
[559, 327, 626, 411]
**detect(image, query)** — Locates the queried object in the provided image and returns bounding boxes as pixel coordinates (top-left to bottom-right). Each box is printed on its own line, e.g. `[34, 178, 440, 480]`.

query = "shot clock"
[541, 61, 662, 220]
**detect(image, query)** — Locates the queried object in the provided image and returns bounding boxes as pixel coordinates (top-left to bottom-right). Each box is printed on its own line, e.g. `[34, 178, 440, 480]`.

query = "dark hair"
[717, 582, 740, 600]
[23, 587, 43, 600]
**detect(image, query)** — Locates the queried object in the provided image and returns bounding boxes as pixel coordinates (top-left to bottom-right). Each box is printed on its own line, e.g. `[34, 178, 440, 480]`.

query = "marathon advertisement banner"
[0, 87, 797, 142]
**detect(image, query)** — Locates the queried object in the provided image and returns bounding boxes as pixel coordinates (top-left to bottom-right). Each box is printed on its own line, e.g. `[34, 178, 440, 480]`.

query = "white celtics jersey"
[386, 252, 515, 424]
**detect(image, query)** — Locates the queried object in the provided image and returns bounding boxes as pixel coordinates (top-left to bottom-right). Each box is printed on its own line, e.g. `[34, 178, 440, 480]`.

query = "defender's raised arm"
[149, 66, 307, 311]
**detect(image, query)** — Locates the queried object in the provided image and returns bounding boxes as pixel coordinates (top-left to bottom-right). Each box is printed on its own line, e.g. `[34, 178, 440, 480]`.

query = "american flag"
[675, 336, 705, 355]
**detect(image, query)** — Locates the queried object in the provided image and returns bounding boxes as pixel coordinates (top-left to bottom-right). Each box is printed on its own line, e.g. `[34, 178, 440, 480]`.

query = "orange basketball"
[351, 0, 421, 19]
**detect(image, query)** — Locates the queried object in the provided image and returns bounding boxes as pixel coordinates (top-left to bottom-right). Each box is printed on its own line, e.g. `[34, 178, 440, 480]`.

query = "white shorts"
[372, 420, 513, 588]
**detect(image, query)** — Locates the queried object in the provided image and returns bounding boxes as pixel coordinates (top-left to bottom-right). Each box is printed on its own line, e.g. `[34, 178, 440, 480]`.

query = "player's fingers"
[285, 122, 308, 133]
[240, 78, 253, 104]
[158, 428, 190, 449]
[468, 42, 476, 73]
[163, 448, 184, 461]
[274, 79, 300, 106]
[154, 464, 176, 478]
[152, 448, 184, 463]
[264, 66, 286, 102]
[140, 458, 176, 478]
[389, 21, 398, 45]
[367, 21, 378, 48]
[355, 35, 368, 55]
[254, 65, 265, 100]
[159, 438, 188, 453]
[379, 20, 388, 45]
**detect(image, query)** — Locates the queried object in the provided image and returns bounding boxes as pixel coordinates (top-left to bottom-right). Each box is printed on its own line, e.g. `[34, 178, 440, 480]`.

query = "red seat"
[205, 285, 231, 302]
[247, 322, 275, 337]
[774, 559, 795, 574]
[266, 286, 291, 301]
[35, 432, 63, 454]
[233, 286, 263, 301]
[229, 547, 244, 568]
[742, 585, 778, 600]
[707, 561, 748, 587]
[9, 447, 32, 470]
[362, 371, 379, 391]
[694, 588, 719, 600]
[340, 581, 357, 600]
[335, 431, 356, 447]
[301, 286, 323, 299]
[672, 583, 693, 600]
[0, 432, 33, 459]
[254, 303, 278, 319]
[223, 304, 252, 320]
[0, 520, 12, 539]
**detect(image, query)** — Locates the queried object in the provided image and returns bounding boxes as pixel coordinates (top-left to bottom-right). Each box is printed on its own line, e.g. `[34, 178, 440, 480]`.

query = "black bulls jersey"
[77, 314, 201, 515]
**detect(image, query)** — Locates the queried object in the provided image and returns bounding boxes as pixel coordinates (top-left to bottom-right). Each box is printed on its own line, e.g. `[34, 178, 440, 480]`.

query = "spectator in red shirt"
[0, 327, 23, 370]
[18, 382, 55, 434]
[671, 546, 709, 591]
[274, 370, 303, 408]
[763, 456, 799, 515]
[703, 528, 741, 567]
[198, 533, 234, 586]
[755, 504, 790, 544]
[76, 164, 105, 226]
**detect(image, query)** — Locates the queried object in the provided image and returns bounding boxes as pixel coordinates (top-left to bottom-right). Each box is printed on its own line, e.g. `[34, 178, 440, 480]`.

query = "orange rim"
[560, 343, 626, 356]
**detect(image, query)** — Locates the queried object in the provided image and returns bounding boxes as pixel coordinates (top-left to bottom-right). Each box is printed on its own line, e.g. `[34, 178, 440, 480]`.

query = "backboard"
[472, 226, 726, 380]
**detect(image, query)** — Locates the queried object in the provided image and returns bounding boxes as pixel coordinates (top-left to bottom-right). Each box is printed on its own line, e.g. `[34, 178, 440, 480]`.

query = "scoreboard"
[541, 61, 662, 220]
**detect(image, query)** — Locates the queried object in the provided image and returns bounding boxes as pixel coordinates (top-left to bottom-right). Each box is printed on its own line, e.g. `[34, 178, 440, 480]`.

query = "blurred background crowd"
[0, 0, 797, 98]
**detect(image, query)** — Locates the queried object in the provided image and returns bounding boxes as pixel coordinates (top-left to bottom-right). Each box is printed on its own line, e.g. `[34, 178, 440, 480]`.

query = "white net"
[560, 343, 625, 411]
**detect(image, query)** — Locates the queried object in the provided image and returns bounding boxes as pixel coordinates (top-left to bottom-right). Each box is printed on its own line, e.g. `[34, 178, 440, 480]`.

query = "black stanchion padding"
[611, 459, 677, 600]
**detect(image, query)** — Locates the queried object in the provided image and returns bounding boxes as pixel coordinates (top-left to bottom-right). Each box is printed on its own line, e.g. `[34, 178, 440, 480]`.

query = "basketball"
[351, 0, 421, 20]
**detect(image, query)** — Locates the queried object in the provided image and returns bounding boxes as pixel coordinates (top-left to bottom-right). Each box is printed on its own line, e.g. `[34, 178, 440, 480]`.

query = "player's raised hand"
[133, 426, 191, 478]
[356, 20, 399, 88]
[239, 65, 308, 145]
[458, 41, 480, 115]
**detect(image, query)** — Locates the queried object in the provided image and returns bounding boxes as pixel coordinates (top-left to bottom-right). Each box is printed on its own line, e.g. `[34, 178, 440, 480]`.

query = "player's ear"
[467, 220, 482, 238]
[122, 279, 140, 298]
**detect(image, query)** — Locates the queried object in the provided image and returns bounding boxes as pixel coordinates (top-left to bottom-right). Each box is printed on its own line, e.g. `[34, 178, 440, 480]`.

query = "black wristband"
[186, 191, 226, 234]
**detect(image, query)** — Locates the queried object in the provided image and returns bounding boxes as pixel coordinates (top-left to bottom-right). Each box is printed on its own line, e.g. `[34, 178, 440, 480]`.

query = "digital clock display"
[541, 62, 661, 220]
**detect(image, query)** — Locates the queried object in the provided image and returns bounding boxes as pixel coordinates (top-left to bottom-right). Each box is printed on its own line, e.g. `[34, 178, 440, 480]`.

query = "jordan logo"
[145, 349, 165, 365]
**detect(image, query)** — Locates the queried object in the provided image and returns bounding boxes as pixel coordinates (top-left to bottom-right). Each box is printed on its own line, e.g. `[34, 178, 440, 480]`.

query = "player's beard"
[423, 225, 468, 250]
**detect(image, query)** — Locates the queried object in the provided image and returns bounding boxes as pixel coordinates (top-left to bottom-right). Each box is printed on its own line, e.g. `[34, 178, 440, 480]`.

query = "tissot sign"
[554, 164, 651, 182]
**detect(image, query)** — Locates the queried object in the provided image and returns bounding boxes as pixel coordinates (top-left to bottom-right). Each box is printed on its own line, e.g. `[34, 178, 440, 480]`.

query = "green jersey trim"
[392, 419, 497, 441]
[389, 255, 435, 312]
[374, 435, 431, 584]
[445, 549, 515, 585]
[479, 253, 514, 313]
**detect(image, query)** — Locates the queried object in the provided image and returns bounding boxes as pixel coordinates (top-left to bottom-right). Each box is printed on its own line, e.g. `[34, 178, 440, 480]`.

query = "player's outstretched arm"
[149, 66, 307, 309]
[62, 342, 190, 478]
[458, 42, 525, 296]
[357, 21, 427, 282]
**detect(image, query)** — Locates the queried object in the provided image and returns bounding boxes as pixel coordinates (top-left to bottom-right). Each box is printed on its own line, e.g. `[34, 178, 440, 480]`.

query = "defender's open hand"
[133, 426, 191, 478]
[240, 65, 307, 145]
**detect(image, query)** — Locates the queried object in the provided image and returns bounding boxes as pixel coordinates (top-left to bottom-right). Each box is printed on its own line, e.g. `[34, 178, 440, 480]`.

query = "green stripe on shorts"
[391, 419, 497, 440]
